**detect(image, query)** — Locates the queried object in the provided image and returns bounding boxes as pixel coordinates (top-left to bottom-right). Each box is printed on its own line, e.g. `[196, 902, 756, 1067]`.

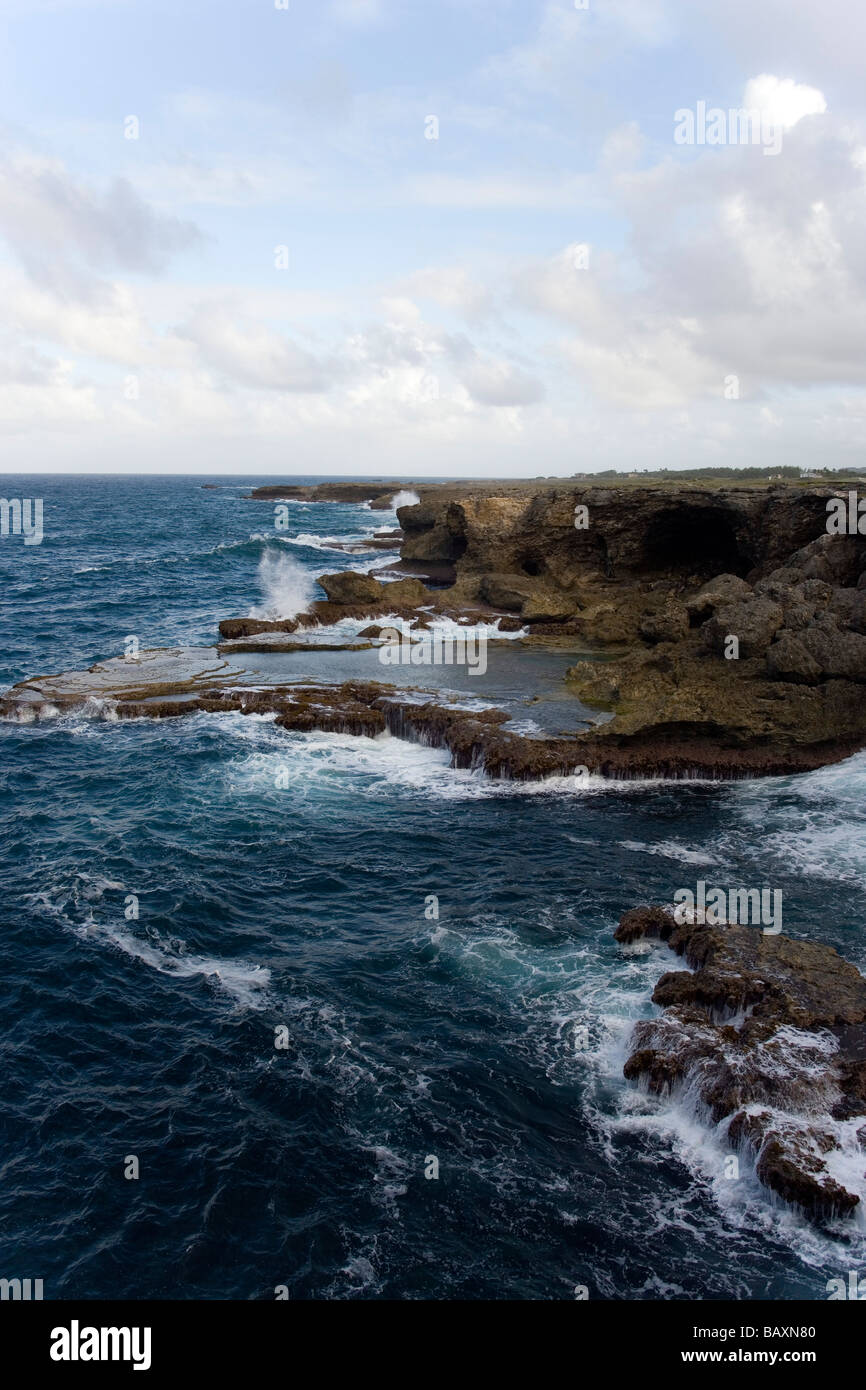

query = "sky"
[0, 0, 864, 476]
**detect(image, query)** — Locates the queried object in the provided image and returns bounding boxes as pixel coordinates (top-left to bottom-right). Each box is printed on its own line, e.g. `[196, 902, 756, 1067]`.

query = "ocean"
[2, 473, 866, 1300]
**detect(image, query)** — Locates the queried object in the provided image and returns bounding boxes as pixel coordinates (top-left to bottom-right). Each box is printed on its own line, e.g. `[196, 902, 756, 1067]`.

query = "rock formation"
[387, 482, 866, 776]
[14, 477, 866, 780]
[248, 482, 410, 509]
[616, 906, 866, 1220]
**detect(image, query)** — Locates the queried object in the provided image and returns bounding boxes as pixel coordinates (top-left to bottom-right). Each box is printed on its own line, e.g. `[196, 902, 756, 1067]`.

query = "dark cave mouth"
[641, 507, 751, 577]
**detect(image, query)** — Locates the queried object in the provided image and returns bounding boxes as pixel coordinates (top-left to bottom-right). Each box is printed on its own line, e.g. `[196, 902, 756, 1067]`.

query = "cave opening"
[446, 533, 468, 563]
[641, 507, 750, 577]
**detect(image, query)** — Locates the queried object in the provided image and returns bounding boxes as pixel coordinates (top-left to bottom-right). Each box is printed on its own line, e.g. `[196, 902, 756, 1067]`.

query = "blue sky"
[0, 0, 864, 474]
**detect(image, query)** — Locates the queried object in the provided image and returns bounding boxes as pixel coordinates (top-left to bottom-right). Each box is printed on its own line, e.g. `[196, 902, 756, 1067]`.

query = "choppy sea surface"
[2, 473, 866, 1301]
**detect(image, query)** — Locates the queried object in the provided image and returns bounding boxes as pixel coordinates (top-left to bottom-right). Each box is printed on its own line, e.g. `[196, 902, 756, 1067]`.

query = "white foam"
[728, 750, 866, 888]
[589, 965, 866, 1267]
[207, 717, 673, 802]
[389, 490, 420, 510]
[285, 532, 399, 555]
[619, 840, 719, 866]
[423, 615, 527, 641]
[76, 918, 272, 1008]
[249, 549, 317, 620]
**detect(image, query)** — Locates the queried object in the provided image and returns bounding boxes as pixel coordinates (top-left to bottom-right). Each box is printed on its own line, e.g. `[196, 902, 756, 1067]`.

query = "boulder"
[639, 600, 689, 645]
[777, 601, 816, 632]
[788, 534, 865, 587]
[686, 574, 753, 622]
[317, 571, 382, 605]
[754, 567, 806, 598]
[520, 589, 578, 622]
[828, 587, 866, 634]
[380, 577, 430, 605]
[765, 633, 822, 684]
[400, 523, 461, 563]
[577, 601, 642, 644]
[479, 574, 534, 611]
[702, 597, 784, 658]
[218, 617, 298, 639]
[797, 616, 866, 682]
[617, 907, 866, 1220]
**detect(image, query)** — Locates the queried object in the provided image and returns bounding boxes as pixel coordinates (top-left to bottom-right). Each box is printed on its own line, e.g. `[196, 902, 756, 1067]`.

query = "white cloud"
[397, 267, 494, 322]
[601, 121, 645, 170]
[743, 74, 827, 131]
[0, 153, 202, 297]
[1, 3, 865, 474]
[461, 357, 545, 407]
[174, 304, 330, 393]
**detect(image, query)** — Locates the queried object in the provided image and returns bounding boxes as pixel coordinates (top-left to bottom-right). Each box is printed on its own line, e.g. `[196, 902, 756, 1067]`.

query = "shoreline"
[7, 476, 866, 783]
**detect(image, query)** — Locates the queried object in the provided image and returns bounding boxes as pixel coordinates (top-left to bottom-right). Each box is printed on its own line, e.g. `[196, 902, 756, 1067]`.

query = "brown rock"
[218, 617, 298, 639]
[765, 633, 823, 684]
[686, 574, 753, 622]
[317, 571, 383, 605]
[702, 597, 784, 658]
[479, 574, 534, 611]
[639, 600, 689, 645]
[379, 577, 430, 605]
[617, 906, 866, 1220]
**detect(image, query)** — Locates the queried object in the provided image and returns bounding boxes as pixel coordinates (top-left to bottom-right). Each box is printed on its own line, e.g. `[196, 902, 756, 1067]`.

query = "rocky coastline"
[616, 905, 866, 1221]
[7, 476, 866, 1225]
[241, 477, 866, 777]
[6, 478, 866, 780]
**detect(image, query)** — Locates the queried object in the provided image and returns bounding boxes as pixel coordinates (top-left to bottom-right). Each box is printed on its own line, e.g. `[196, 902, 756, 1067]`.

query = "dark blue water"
[2, 475, 866, 1300]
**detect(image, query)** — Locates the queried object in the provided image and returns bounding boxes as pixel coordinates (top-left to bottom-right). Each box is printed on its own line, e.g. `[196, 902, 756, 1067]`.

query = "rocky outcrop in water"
[616, 907, 866, 1220]
[248, 482, 410, 509]
[317, 572, 431, 607]
[0, 652, 609, 781]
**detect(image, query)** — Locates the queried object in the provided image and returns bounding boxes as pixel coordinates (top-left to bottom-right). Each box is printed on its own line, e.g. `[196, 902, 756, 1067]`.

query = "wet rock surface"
[616, 907, 866, 1220]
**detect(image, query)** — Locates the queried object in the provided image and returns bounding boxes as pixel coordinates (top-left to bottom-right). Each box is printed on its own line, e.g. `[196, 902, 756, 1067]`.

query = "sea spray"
[249, 549, 317, 620]
[390, 490, 420, 511]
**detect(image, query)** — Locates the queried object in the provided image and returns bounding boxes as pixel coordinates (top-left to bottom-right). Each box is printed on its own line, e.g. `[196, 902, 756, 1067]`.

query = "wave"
[283, 531, 400, 555]
[299, 613, 528, 642]
[203, 716, 684, 802]
[708, 752, 866, 889]
[592, 1017, 866, 1271]
[29, 884, 272, 1008]
[389, 490, 420, 510]
[77, 919, 272, 1008]
[619, 840, 719, 866]
[248, 550, 317, 620]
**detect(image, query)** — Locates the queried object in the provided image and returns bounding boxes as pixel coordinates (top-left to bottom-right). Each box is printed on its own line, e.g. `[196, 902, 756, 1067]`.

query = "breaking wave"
[249, 549, 317, 619]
